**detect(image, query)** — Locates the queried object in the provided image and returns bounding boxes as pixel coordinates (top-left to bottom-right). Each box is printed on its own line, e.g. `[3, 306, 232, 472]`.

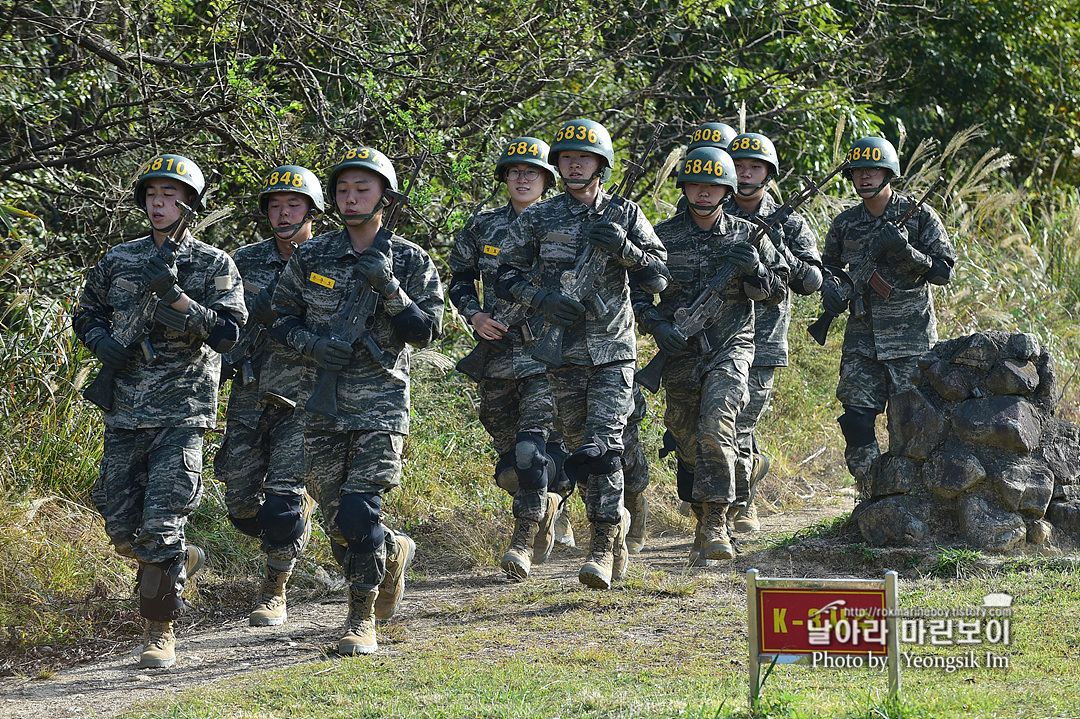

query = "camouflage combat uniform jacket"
[822, 192, 956, 361]
[74, 232, 247, 428]
[498, 189, 667, 366]
[271, 227, 444, 433]
[447, 203, 546, 380]
[726, 193, 821, 367]
[634, 211, 788, 372]
[226, 238, 306, 429]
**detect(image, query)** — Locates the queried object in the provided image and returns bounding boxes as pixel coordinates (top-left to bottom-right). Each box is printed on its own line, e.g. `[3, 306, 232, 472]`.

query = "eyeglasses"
[505, 167, 541, 181]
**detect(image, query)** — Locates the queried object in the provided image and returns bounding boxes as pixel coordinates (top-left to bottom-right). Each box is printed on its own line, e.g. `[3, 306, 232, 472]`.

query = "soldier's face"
[683, 181, 728, 211]
[335, 169, 385, 219]
[558, 152, 602, 185]
[734, 159, 769, 196]
[503, 162, 545, 205]
[852, 167, 889, 198]
[144, 179, 193, 230]
[267, 192, 312, 238]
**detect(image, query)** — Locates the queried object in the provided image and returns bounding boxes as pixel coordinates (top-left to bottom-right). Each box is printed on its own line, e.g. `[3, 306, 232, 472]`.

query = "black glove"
[87, 331, 136, 370]
[653, 321, 688, 355]
[311, 336, 353, 371]
[722, 241, 761, 276]
[586, 222, 627, 255]
[537, 290, 586, 326]
[821, 280, 848, 315]
[356, 247, 397, 295]
[249, 287, 276, 327]
[143, 255, 183, 304]
[878, 222, 910, 257]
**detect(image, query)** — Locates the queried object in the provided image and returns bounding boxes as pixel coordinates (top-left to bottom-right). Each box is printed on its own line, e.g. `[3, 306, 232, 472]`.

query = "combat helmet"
[676, 146, 737, 214]
[727, 133, 779, 195]
[549, 119, 615, 186]
[134, 154, 205, 209]
[495, 137, 557, 189]
[258, 165, 325, 215]
[843, 137, 900, 197]
[687, 122, 737, 152]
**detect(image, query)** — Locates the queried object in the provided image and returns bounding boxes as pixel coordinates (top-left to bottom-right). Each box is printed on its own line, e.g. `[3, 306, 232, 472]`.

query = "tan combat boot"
[688, 503, 718, 568]
[339, 587, 378, 655]
[624, 491, 649, 554]
[500, 518, 537, 581]
[184, 545, 206, 580]
[701, 502, 735, 560]
[139, 620, 176, 668]
[611, 506, 632, 581]
[732, 503, 760, 533]
[579, 521, 617, 589]
[249, 564, 291, 626]
[553, 504, 575, 548]
[533, 493, 560, 564]
[375, 531, 415, 621]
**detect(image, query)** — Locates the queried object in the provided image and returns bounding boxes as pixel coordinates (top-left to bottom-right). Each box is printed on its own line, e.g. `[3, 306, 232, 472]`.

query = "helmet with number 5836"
[549, 119, 615, 183]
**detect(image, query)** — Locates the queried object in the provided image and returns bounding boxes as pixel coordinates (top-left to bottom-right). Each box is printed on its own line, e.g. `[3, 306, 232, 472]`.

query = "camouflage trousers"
[304, 429, 402, 588]
[478, 373, 557, 522]
[733, 366, 776, 506]
[622, 384, 650, 496]
[549, 361, 635, 525]
[836, 352, 920, 482]
[214, 404, 306, 561]
[663, 354, 750, 504]
[93, 426, 204, 564]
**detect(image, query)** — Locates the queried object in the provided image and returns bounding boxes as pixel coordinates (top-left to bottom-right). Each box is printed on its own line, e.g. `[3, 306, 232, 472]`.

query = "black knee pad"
[138, 554, 185, 621]
[336, 492, 384, 554]
[838, 407, 878, 447]
[676, 459, 695, 504]
[659, 430, 678, 459]
[257, 493, 305, 547]
[589, 449, 622, 476]
[514, 432, 549, 491]
[494, 451, 517, 492]
[546, 442, 570, 495]
[563, 438, 606, 491]
[228, 514, 262, 539]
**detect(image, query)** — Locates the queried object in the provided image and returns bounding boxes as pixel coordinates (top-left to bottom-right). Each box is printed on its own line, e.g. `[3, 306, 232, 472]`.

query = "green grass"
[112, 563, 1080, 718]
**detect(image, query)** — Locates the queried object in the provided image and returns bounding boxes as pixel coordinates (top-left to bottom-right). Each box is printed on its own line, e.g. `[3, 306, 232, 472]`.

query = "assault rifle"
[454, 299, 534, 383]
[82, 182, 210, 412]
[807, 173, 947, 346]
[305, 151, 428, 418]
[222, 274, 283, 386]
[635, 160, 850, 393]
[531, 122, 666, 368]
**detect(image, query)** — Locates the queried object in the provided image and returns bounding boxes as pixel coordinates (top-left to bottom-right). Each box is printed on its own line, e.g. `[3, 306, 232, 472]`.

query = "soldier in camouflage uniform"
[633, 146, 787, 565]
[75, 154, 247, 668]
[821, 137, 955, 496]
[448, 137, 564, 581]
[725, 133, 824, 532]
[497, 119, 668, 589]
[272, 147, 442, 655]
[214, 166, 324, 627]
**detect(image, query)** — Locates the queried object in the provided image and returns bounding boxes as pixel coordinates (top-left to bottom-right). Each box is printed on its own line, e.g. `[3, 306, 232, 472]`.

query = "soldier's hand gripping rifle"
[531, 122, 666, 368]
[222, 274, 283, 386]
[635, 159, 850, 393]
[807, 173, 946, 346]
[454, 298, 534, 383]
[305, 151, 428, 418]
[82, 181, 210, 412]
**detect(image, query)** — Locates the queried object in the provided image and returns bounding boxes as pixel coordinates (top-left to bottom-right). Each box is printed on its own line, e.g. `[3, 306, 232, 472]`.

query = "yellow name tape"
[309, 272, 335, 289]
[483, 245, 500, 256]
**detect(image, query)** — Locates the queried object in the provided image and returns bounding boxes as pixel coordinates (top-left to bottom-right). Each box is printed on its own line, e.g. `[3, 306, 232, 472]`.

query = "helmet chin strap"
[271, 210, 317, 241]
[737, 173, 772, 196]
[560, 167, 604, 190]
[855, 176, 892, 199]
[337, 198, 387, 229]
[684, 189, 725, 217]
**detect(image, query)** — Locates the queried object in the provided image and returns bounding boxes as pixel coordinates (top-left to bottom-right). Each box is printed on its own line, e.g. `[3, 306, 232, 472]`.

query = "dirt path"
[0, 501, 853, 719]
